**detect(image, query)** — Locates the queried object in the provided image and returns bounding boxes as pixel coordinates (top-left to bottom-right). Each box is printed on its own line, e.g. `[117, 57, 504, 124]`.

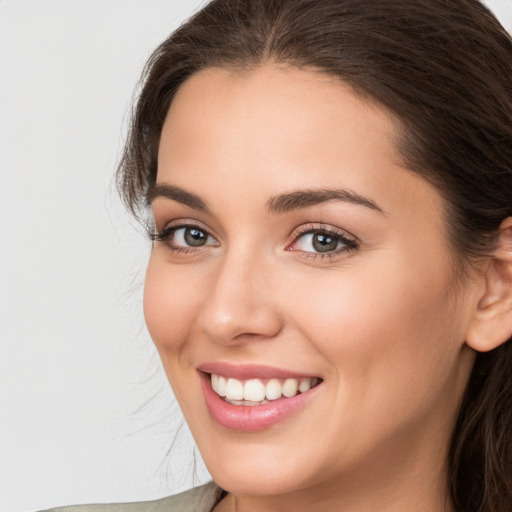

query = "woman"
[49, 0, 512, 510]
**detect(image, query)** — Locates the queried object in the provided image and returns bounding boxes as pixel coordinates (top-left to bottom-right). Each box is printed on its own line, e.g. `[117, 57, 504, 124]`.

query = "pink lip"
[198, 366, 323, 432]
[198, 362, 320, 380]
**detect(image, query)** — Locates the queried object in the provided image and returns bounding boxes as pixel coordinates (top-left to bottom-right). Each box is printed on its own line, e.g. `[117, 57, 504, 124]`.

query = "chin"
[208, 459, 311, 497]
[196, 429, 328, 497]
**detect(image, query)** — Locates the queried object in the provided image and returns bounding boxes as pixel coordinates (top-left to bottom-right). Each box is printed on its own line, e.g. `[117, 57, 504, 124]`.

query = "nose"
[198, 251, 283, 345]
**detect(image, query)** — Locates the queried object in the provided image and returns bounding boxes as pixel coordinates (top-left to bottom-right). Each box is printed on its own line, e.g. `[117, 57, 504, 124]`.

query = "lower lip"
[199, 372, 322, 432]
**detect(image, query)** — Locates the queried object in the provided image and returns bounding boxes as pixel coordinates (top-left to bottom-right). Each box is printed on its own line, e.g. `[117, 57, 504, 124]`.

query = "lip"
[198, 362, 321, 380]
[198, 364, 323, 432]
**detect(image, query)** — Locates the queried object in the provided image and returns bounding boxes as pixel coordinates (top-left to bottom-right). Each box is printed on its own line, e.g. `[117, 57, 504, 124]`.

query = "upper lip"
[198, 362, 322, 380]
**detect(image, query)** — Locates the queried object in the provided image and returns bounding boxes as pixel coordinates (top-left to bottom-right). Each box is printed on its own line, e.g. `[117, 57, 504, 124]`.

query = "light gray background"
[1, 1, 511, 511]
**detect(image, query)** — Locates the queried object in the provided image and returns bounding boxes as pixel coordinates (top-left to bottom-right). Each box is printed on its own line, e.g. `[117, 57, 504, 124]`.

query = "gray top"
[42, 482, 221, 512]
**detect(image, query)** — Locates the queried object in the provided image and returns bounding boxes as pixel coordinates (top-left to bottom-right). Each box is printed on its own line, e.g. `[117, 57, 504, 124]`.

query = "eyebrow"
[266, 188, 384, 214]
[146, 184, 208, 211]
[147, 183, 384, 215]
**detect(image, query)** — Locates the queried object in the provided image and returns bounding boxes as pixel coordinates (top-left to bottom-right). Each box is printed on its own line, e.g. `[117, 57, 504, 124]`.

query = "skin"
[144, 65, 486, 512]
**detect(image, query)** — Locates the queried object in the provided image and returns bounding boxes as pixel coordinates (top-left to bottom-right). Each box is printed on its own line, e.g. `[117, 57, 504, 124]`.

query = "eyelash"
[287, 223, 359, 260]
[150, 221, 359, 260]
[150, 220, 216, 254]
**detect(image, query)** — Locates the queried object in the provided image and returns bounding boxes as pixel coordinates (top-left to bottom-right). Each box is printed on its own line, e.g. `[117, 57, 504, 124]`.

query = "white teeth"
[225, 399, 270, 406]
[225, 378, 244, 400]
[210, 374, 319, 403]
[211, 374, 227, 396]
[217, 376, 227, 396]
[282, 378, 299, 397]
[299, 378, 312, 393]
[244, 379, 266, 402]
[265, 379, 282, 400]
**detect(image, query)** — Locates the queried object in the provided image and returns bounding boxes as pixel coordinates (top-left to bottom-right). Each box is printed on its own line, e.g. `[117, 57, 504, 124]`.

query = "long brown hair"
[117, 1, 512, 510]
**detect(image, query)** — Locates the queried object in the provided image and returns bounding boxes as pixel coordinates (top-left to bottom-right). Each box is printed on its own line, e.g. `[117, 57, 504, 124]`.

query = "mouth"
[198, 364, 323, 431]
[210, 374, 322, 406]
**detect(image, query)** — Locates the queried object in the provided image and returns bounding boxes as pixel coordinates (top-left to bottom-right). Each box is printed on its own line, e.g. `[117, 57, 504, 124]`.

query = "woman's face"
[145, 65, 478, 501]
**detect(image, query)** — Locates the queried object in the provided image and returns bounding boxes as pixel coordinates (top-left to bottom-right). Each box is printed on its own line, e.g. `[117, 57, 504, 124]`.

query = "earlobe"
[466, 217, 512, 353]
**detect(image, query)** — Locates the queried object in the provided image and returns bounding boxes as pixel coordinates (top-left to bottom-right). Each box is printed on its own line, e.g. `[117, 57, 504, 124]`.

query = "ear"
[465, 217, 512, 353]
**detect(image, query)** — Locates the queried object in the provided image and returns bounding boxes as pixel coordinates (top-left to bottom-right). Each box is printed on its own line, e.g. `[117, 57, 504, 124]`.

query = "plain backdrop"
[0, 1, 511, 511]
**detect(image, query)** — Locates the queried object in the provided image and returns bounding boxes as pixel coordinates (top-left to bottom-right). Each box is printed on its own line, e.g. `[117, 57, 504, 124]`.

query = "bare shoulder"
[40, 482, 220, 512]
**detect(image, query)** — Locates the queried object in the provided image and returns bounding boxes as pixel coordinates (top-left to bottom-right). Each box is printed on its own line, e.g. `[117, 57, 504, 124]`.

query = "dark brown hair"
[117, 0, 512, 510]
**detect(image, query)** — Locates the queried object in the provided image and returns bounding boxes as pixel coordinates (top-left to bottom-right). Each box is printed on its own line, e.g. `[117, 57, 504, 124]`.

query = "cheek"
[286, 254, 463, 409]
[143, 255, 203, 355]
[291, 263, 450, 342]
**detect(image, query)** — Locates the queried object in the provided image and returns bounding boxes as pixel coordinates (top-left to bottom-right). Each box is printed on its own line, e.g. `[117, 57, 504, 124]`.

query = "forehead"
[157, 65, 440, 217]
[160, 65, 402, 185]
[163, 64, 400, 150]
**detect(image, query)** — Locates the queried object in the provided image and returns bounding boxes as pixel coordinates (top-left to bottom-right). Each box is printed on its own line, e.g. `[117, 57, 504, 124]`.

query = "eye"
[294, 232, 341, 253]
[173, 226, 213, 247]
[288, 225, 358, 257]
[151, 223, 219, 251]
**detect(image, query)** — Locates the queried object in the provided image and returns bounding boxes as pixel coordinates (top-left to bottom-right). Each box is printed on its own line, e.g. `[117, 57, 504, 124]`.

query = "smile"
[198, 364, 323, 431]
[211, 374, 321, 405]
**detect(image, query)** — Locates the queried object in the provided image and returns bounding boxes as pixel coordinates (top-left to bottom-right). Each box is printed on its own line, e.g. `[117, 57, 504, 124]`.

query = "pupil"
[185, 228, 207, 246]
[313, 233, 337, 252]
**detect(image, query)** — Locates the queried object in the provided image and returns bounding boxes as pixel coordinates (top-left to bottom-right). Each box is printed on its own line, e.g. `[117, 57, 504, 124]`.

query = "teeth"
[299, 378, 312, 393]
[210, 374, 319, 403]
[211, 374, 227, 396]
[244, 379, 266, 402]
[226, 399, 265, 406]
[225, 378, 244, 400]
[265, 379, 282, 400]
[282, 378, 299, 397]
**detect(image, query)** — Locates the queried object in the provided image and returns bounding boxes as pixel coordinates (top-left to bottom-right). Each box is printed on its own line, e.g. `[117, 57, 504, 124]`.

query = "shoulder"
[41, 482, 221, 512]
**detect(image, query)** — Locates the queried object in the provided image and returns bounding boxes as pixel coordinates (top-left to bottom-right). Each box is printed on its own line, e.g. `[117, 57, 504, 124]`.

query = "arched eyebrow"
[147, 184, 384, 215]
[146, 184, 208, 211]
[266, 188, 385, 214]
